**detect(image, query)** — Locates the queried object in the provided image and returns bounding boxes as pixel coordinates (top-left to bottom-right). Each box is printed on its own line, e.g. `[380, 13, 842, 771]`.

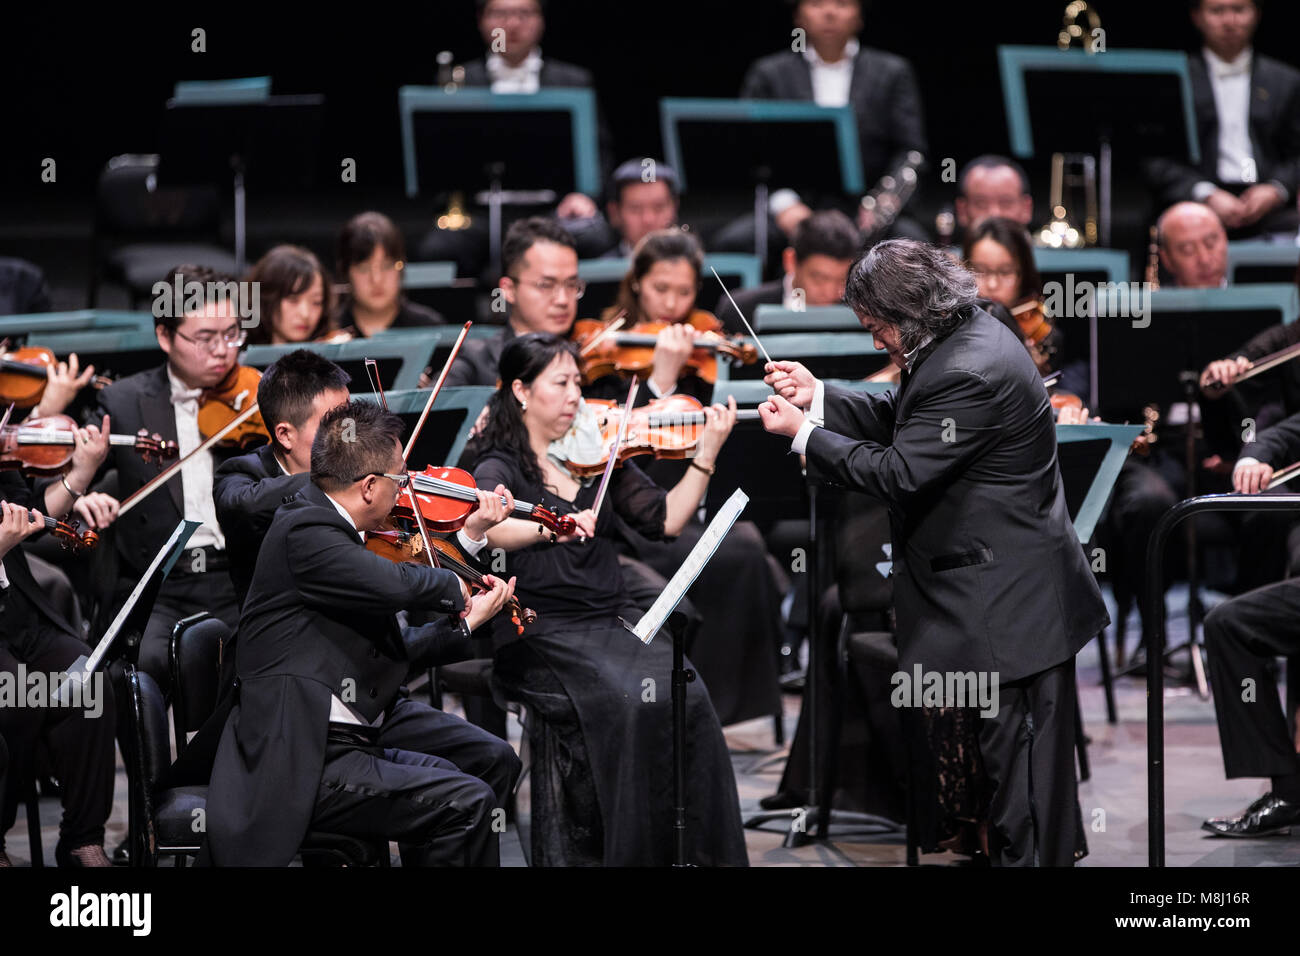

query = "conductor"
[758, 239, 1109, 866]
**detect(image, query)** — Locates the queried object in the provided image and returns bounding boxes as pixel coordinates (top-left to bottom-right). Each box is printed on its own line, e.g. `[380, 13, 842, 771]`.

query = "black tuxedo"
[1146, 50, 1300, 230]
[715, 280, 783, 335]
[802, 306, 1108, 865]
[207, 483, 518, 866]
[214, 443, 308, 608]
[740, 47, 929, 203]
[89, 364, 241, 690]
[444, 325, 514, 390]
[0, 470, 115, 854]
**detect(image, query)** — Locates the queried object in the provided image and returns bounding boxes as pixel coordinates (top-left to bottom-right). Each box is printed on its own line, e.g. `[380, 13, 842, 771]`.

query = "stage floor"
[8, 585, 1297, 867]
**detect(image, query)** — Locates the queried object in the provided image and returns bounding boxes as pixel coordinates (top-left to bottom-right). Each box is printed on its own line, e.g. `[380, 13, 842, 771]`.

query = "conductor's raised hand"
[758, 392, 806, 439]
[763, 361, 817, 410]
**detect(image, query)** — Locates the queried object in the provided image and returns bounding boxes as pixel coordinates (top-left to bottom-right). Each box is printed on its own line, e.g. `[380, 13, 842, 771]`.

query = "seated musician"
[962, 216, 1065, 378]
[332, 212, 444, 339]
[206, 400, 520, 866]
[1158, 201, 1229, 289]
[415, 0, 615, 270]
[592, 158, 682, 260]
[714, 209, 860, 334]
[90, 264, 248, 694]
[719, 0, 929, 257]
[0, 423, 117, 867]
[954, 155, 1035, 235]
[1200, 408, 1300, 837]
[245, 245, 343, 346]
[467, 332, 747, 865]
[1145, 0, 1300, 240]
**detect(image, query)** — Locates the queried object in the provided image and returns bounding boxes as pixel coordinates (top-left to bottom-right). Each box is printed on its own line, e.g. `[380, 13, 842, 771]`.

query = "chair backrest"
[170, 612, 228, 750]
[95, 154, 221, 238]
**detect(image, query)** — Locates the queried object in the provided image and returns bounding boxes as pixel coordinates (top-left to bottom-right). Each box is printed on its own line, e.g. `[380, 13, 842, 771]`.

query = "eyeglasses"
[173, 327, 248, 353]
[509, 276, 586, 300]
[353, 472, 411, 489]
[969, 266, 1020, 282]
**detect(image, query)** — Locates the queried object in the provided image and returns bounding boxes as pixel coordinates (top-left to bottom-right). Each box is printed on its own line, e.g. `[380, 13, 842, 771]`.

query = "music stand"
[1227, 240, 1300, 286]
[399, 88, 600, 278]
[998, 47, 1199, 248]
[159, 94, 327, 273]
[659, 98, 863, 261]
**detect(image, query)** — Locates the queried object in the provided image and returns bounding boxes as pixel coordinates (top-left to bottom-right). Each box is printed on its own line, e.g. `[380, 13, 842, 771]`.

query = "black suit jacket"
[0, 471, 79, 659]
[1146, 51, 1300, 204]
[741, 47, 928, 200]
[90, 365, 247, 576]
[804, 307, 1108, 682]
[206, 483, 469, 865]
[213, 443, 309, 608]
[1241, 405, 1300, 466]
[715, 280, 783, 335]
[445, 325, 515, 388]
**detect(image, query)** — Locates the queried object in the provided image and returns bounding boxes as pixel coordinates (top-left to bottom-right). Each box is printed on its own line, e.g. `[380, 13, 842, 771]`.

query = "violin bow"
[578, 311, 627, 357]
[118, 403, 260, 517]
[1266, 461, 1300, 491]
[591, 377, 639, 522]
[403, 321, 472, 465]
[711, 267, 773, 367]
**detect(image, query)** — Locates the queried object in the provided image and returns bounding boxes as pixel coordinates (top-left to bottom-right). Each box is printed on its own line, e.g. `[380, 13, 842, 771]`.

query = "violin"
[0, 345, 112, 409]
[560, 394, 758, 478]
[572, 310, 759, 386]
[30, 509, 98, 552]
[1, 415, 178, 477]
[366, 512, 537, 636]
[404, 465, 575, 538]
[1010, 298, 1059, 375]
[199, 363, 269, 448]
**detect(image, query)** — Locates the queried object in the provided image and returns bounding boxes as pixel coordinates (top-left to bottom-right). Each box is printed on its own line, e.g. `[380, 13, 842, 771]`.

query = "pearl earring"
[521, 400, 528, 412]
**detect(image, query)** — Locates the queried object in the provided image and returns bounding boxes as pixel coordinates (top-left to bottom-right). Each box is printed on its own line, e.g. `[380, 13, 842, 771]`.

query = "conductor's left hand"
[758, 392, 806, 439]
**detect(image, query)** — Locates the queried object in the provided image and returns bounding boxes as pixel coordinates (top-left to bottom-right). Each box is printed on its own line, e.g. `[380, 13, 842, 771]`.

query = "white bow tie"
[170, 387, 203, 405]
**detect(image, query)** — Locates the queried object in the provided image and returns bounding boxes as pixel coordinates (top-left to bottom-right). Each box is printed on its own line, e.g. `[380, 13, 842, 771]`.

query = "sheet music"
[626, 489, 748, 645]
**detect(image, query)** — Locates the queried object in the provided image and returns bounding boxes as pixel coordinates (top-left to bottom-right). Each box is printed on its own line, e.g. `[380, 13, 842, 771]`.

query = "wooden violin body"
[1, 414, 177, 476]
[0, 346, 112, 408]
[564, 394, 724, 478]
[200, 364, 269, 447]
[572, 310, 758, 386]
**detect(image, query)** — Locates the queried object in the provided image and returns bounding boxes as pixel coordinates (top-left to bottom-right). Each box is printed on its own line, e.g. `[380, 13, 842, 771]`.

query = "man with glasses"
[89, 265, 249, 694]
[445, 218, 585, 388]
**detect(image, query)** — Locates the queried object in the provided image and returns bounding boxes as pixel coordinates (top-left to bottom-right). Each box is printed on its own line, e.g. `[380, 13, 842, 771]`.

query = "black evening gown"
[472, 450, 748, 867]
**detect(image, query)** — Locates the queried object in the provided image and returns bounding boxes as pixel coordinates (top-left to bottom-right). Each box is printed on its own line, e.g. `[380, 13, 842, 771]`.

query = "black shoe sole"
[1201, 823, 1293, 838]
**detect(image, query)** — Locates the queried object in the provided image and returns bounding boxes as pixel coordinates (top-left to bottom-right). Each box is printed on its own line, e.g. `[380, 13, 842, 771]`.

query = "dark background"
[2, 1, 1298, 302]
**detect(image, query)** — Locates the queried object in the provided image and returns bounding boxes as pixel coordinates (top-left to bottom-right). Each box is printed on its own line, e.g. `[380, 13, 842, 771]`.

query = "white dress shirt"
[486, 49, 543, 94]
[1192, 46, 1284, 202]
[167, 367, 224, 551]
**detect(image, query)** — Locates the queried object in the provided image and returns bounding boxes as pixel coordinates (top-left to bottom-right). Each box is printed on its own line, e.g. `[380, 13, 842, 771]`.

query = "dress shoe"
[1202, 792, 1300, 838]
[55, 843, 113, 867]
[112, 838, 130, 866]
[758, 790, 805, 811]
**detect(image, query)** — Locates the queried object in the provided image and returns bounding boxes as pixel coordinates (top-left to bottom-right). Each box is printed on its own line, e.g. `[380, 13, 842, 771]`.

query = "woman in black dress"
[468, 332, 748, 866]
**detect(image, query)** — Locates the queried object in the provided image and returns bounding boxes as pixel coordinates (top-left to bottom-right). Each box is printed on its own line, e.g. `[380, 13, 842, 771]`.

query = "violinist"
[444, 217, 582, 389]
[332, 212, 444, 340]
[962, 217, 1064, 378]
[244, 245, 342, 346]
[466, 332, 747, 866]
[88, 264, 250, 693]
[206, 400, 519, 866]
[0, 421, 117, 867]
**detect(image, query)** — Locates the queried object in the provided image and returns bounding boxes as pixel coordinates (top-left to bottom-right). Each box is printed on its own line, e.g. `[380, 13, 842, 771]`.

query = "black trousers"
[979, 657, 1082, 867]
[0, 631, 116, 853]
[310, 728, 503, 867]
[133, 568, 239, 696]
[1203, 579, 1300, 780]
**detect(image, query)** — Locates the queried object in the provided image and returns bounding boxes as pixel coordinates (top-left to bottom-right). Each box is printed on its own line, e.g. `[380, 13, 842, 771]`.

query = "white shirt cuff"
[791, 419, 818, 455]
[646, 377, 675, 399]
[1234, 456, 1261, 474]
[1192, 181, 1219, 202]
[808, 379, 826, 423]
[0, 562, 9, 589]
[456, 528, 489, 558]
[769, 189, 803, 216]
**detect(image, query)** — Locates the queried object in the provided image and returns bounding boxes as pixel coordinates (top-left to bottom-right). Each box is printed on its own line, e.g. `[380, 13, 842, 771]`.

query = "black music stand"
[659, 99, 863, 261]
[998, 47, 1198, 248]
[160, 95, 327, 273]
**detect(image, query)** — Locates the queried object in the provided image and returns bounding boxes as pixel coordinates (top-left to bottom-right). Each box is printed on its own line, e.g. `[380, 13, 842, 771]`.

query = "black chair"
[86, 154, 236, 308]
[169, 612, 226, 758]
